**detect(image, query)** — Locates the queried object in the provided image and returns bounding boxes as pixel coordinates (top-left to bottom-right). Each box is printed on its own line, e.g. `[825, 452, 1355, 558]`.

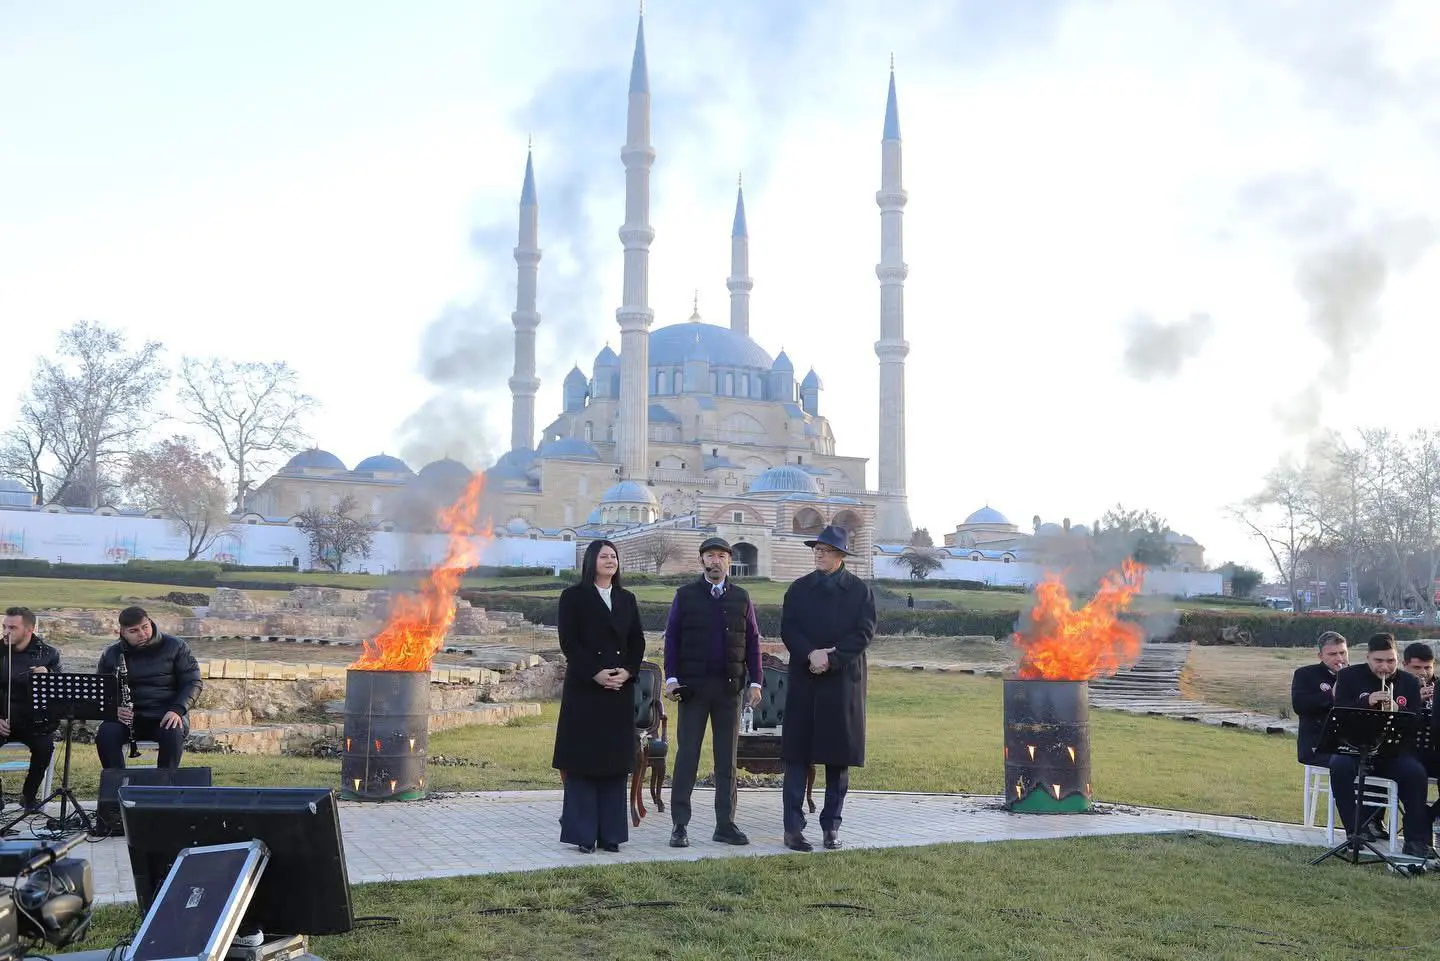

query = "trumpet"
[1380, 674, 1398, 712]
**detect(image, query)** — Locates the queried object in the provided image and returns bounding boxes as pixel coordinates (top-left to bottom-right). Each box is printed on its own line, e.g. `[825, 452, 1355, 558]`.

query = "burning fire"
[1013, 559, 1145, 681]
[349, 473, 490, 672]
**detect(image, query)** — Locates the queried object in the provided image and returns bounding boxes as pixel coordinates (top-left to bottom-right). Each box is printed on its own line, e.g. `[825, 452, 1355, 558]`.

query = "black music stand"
[1309, 706, 1420, 872]
[15, 673, 118, 835]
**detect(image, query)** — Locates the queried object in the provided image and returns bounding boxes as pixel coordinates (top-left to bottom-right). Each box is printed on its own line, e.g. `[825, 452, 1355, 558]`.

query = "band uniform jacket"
[1290, 662, 1339, 763]
[96, 623, 202, 720]
[551, 583, 646, 778]
[1333, 665, 1424, 752]
[779, 566, 877, 768]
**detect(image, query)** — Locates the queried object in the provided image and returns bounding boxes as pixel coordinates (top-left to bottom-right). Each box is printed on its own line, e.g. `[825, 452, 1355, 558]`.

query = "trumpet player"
[95, 606, 202, 770]
[1401, 641, 1440, 830]
[1331, 634, 1432, 857]
[0, 607, 61, 813]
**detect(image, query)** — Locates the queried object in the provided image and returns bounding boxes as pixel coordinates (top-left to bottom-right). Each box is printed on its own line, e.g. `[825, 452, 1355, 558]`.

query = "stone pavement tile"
[46, 789, 1331, 906]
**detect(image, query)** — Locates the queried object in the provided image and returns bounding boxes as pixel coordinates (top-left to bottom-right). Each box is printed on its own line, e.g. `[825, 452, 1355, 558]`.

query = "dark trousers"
[669, 677, 740, 831]
[784, 762, 848, 835]
[559, 773, 629, 847]
[3, 727, 54, 803]
[96, 716, 186, 769]
[1329, 753, 1430, 844]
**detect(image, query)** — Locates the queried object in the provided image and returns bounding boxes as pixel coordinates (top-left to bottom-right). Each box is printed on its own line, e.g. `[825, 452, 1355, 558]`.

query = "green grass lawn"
[68, 834, 1435, 960]
[0, 576, 287, 615]
[51, 671, 1302, 824]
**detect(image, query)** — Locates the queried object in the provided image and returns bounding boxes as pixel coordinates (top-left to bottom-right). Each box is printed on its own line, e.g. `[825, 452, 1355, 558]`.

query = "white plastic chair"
[0, 742, 55, 803]
[1304, 764, 1399, 853]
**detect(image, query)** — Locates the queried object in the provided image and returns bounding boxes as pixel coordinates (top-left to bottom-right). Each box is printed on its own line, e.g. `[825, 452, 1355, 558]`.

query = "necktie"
[711, 584, 723, 599]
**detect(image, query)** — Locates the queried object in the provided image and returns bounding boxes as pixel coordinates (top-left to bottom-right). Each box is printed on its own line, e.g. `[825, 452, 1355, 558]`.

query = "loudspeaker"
[96, 767, 213, 837]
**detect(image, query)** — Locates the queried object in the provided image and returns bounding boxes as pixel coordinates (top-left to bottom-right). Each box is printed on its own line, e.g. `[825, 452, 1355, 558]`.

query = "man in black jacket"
[95, 606, 203, 769]
[1, 607, 61, 811]
[1291, 630, 1348, 767]
[663, 537, 763, 848]
[1330, 634, 1431, 857]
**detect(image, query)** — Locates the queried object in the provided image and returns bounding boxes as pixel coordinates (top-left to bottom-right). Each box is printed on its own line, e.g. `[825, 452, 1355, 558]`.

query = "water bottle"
[742, 704, 754, 733]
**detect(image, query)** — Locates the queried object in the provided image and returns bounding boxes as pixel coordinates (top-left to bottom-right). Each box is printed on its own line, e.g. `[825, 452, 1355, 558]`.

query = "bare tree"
[5, 322, 165, 507]
[908, 528, 934, 548]
[296, 495, 376, 572]
[1231, 464, 1324, 609]
[896, 546, 945, 581]
[1400, 428, 1440, 617]
[177, 358, 316, 511]
[122, 435, 232, 560]
[641, 533, 685, 573]
[0, 401, 53, 503]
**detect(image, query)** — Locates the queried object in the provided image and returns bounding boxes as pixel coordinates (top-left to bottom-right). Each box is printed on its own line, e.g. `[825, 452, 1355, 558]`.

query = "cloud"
[1121, 312, 1215, 381]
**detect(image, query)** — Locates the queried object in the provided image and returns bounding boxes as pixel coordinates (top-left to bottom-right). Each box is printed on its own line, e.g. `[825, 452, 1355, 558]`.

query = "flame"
[1052, 784, 1061, 799]
[1013, 559, 1146, 681]
[408, 737, 416, 752]
[352, 778, 361, 791]
[1015, 782, 1023, 799]
[350, 473, 491, 672]
[345, 738, 351, 752]
[389, 779, 397, 792]
[374, 739, 382, 752]
[1026, 744, 1036, 761]
[1066, 746, 1076, 763]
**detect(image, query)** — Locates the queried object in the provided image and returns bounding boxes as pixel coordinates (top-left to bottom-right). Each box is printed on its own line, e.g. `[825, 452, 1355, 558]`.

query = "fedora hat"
[698, 536, 733, 556]
[804, 524, 853, 556]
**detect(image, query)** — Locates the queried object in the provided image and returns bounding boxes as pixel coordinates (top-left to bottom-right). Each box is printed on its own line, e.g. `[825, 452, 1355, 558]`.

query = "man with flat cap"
[663, 535, 764, 848]
[780, 524, 876, 852]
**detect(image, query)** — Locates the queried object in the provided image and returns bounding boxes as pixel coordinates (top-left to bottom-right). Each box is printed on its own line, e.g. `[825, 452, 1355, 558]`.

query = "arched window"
[584, 421, 593, 441]
[724, 372, 735, 395]
[740, 373, 750, 396]
[657, 370, 669, 394]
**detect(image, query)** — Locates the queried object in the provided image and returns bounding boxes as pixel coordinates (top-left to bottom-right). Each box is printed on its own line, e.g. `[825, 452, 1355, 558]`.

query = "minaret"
[615, 10, 655, 481]
[727, 174, 752, 337]
[873, 62, 914, 542]
[508, 147, 542, 452]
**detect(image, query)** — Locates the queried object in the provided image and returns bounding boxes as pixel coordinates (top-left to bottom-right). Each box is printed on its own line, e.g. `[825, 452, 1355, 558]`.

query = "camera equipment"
[0, 832, 94, 957]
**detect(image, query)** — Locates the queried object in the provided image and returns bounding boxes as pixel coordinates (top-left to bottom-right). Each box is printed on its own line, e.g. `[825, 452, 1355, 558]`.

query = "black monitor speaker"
[96, 766, 213, 837]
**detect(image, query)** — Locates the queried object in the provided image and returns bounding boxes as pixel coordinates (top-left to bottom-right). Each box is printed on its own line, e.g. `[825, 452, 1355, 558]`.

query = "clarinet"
[118, 650, 140, 758]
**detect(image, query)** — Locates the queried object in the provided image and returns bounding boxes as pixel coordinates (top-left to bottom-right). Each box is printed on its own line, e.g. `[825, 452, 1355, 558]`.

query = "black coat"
[1291, 662, 1339, 763]
[1334, 664, 1424, 751]
[551, 583, 646, 777]
[97, 623, 203, 720]
[1, 635, 62, 730]
[780, 565, 876, 767]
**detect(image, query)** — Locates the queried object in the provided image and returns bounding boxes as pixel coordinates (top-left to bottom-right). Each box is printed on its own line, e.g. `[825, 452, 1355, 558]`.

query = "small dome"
[748, 465, 820, 495]
[648, 404, 680, 424]
[354, 453, 412, 474]
[586, 507, 604, 525]
[505, 517, 530, 535]
[283, 449, 347, 472]
[1164, 532, 1197, 545]
[771, 350, 794, 372]
[599, 480, 659, 506]
[486, 448, 536, 481]
[1036, 522, 1064, 536]
[417, 458, 472, 484]
[801, 368, 822, 390]
[1070, 523, 1090, 536]
[537, 438, 601, 461]
[564, 365, 588, 385]
[593, 345, 619, 368]
[964, 506, 1010, 526]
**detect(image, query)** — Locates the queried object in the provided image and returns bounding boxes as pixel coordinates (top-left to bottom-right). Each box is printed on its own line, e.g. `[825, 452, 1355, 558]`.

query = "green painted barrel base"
[1009, 791, 1091, 814]
[340, 787, 426, 802]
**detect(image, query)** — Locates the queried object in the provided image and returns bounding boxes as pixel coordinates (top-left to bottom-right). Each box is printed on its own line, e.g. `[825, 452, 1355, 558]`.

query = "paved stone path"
[54, 788, 1326, 906]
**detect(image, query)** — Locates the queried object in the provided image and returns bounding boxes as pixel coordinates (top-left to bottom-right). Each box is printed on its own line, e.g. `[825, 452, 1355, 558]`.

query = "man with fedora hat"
[662, 535, 764, 848]
[780, 524, 876, 851]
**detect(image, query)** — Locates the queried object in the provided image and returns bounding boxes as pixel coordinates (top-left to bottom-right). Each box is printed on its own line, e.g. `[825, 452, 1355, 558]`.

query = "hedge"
[873, 577, 1029, 594]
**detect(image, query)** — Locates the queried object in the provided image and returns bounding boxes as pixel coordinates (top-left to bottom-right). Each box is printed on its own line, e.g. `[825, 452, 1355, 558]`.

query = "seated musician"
[95, 606, 202, 770]
[1330, 634, 1432, 857]
[1401, 641, 1439, 830]
[1291, 630, 1348, 767]
[0, 607, 61, 812]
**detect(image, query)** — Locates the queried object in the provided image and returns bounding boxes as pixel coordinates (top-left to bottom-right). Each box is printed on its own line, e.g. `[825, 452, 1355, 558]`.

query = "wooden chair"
[630, 660, 668, 826]
[737, 652, 815, 812]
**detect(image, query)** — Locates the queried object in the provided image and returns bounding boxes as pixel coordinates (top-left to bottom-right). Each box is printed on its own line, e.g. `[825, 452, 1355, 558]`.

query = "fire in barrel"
[1004, 559, 1144, 813]
[341, 474, 488, 801]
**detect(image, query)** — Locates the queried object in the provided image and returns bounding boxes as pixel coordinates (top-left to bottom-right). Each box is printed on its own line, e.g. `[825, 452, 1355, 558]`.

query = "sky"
[2, 0, 1438, 574]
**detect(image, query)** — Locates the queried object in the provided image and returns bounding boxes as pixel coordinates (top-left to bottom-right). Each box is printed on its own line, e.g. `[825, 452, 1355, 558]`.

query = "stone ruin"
[194, 586, 527, 641]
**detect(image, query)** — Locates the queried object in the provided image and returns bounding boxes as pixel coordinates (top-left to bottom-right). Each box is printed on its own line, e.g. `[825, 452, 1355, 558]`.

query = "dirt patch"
[1181, 646, 1313, 717]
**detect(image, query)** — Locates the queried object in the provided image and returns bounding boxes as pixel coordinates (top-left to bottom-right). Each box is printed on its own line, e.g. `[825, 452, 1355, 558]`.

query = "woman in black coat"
[552, 539, 646, 852]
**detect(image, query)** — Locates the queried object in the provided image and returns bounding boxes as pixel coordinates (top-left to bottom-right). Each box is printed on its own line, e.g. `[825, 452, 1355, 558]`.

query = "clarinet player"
[1, 607, 61, 812]
[95, 606, 202, 770]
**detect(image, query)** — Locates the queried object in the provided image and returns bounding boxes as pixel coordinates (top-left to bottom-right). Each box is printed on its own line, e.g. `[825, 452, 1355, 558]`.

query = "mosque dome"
[599, 480, 659, 506]
[283, 449, 347, 472]
[417, 458, 472, 484]
[537, 438, 601, 461]
[800, 368, 822, 390]
[1035, 522, 1064, 536]
[486, 449, 536, 483]
[748, 465, 820, 495]
[648, 322, 773, 370]
[770, 350, 794, 372]
[963, 506, 1010, 526]
[353, 453, 412, 474]
[504, 517, 531, 535]
[593, 345, 620, 368]
[0, 478, 34, 507]
[564, 365, 588, 385]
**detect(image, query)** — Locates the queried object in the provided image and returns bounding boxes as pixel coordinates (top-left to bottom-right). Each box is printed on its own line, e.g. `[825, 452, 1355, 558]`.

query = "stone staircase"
[1088, 641, 1295, 737]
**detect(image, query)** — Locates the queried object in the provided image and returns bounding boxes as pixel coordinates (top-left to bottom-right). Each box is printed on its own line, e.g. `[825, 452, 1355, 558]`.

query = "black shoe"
[20, 799, 41, 815]
[1360, 820, 1387, 841]
[577, 843, 595, 853]
[823, 829, 842, 850]
[713, 825, 750, 846]
[1402, 841, 1431, 859]
[669, 827, 689, 848]
[784, 832, 813, 852]
[600, 842, 620, 853]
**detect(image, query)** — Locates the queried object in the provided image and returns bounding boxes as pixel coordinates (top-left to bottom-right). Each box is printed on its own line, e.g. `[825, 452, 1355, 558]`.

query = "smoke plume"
[1120, 312, 1214, 381]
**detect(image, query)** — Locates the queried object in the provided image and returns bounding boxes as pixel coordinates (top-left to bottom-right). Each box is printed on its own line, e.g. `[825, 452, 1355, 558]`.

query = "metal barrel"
[1002, 678, 1092, 813]
[339, 669, 430, 801]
